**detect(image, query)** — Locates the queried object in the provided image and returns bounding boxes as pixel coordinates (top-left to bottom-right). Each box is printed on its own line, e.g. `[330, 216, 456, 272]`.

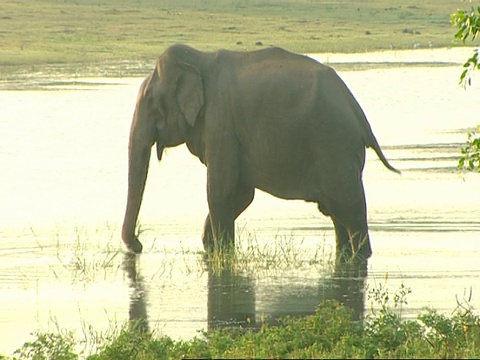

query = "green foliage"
[364, 281, 421, 358]
[459, 130, 480, 171]
[451, 4, 480, 171]
[418, 289, 480, 358]
[368, 279, 412, 312]
[205, 300, 360, 359]
[87, 324, 174, 360]
[83, 322, 213, 360]
[4, 286, 480, 359]
[461, 48, 480, 85]
[419, 310, 465, 358]
[13, 331, 78, 360]
[417, 305, 480, 358]
[451, 4, 480, 87]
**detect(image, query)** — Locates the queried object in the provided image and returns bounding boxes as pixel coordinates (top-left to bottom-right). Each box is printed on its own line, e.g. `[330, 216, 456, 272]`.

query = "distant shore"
[0, 0, 471, 78]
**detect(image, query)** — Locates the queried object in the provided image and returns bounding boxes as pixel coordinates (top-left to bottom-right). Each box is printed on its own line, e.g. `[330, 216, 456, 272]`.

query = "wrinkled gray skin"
[122, 44, 399, 260]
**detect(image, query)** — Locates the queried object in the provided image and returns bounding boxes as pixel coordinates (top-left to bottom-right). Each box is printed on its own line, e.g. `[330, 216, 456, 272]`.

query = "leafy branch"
[451, 3, 480, 172]
[459, 130, 480, 171]
[451, 5, 480, 87]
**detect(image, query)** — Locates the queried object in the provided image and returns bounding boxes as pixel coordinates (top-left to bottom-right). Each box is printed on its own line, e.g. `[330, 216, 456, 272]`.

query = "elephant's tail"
[367, 135, 401, 175]
[339, 75, 401, 175]
[346, 87, 401, 175]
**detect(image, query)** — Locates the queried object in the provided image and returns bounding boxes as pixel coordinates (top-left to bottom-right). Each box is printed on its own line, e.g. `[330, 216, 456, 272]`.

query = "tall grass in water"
[203, 231, 334, 275]
[50, 227, 122, 283]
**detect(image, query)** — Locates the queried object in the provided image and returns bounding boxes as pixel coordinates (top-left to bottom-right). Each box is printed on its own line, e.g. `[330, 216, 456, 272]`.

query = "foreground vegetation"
[0, 0, 472, 77]
[4, 286, 480, 359]
[3, 231, 480, 359]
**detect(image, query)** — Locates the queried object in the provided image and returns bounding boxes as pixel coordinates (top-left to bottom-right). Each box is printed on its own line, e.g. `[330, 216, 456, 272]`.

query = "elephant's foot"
[336, 243, 371, 264]
[355, 237, 372, 260]
[336, 246, 353, 263]
[202, 234, 236, 266]
[202, 232, 233, 254]
[125, 238, 143, 254]
[334, 256, 368, 277]
[202, 236, 215, 253]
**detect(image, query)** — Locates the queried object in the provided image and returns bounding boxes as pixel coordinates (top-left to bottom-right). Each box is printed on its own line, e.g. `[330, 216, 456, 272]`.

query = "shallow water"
[1, 48, 480, 355]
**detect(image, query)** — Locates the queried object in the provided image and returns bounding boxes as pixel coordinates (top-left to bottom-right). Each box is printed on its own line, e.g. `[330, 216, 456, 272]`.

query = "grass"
[130, 222, 335, 276]
[30, 226, 332, 287]
[0, 0, 474, 79]
[202, 232, 334, 275]
[4, 285, 480, 359]
[28, 226, 124, 284]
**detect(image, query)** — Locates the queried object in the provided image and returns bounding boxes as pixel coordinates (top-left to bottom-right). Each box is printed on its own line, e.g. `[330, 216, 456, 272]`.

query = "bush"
[5, 285, 480, 359]
[13, 331, 78, 360]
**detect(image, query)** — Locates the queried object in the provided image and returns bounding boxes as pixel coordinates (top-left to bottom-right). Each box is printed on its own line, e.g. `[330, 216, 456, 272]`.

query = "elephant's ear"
[176, 62, 204, 127]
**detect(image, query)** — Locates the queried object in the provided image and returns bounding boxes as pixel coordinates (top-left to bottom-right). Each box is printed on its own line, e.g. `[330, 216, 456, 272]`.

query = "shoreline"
[1, 46, 475, 91]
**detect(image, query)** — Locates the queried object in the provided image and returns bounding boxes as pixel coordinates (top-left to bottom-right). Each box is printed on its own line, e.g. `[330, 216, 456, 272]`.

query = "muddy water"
[1, 48, 480, 355]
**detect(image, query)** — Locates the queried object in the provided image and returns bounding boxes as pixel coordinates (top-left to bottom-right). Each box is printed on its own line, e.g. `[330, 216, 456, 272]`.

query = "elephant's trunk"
[122, 109, 156, 253]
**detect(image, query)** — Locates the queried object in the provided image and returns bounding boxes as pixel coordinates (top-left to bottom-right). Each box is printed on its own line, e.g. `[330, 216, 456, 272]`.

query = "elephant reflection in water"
[122, 253, 366, 334]
[122, 253, 257, 333]
[122, 253, 149, 332]
[207, 267, 256, 330]
[207, 261, 367, 330]
[322, 261, 367, 322]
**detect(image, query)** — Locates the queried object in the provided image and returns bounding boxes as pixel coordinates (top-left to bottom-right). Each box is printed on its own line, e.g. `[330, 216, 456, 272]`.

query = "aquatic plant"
[51, 227, 122, 283]
[202, 231, 334, 276]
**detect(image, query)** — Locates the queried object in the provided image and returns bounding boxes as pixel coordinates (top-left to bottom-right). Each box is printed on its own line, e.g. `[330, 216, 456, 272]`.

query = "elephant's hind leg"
[332, 219, 353, 259]
[334, 199, 372, 261]
[318, 195, 372, 261]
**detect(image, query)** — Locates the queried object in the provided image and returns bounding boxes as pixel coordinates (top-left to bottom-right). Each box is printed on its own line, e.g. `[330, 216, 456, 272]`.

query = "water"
[1, 48, 480, 355]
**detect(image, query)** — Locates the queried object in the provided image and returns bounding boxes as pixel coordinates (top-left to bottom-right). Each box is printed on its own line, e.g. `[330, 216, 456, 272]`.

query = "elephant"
[121, 44, 399, 260]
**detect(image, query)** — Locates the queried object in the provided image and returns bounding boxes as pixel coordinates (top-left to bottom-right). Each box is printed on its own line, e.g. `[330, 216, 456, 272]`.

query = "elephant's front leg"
[203, 213, 233, 251]
[202, 215, 215, 251]
[207, 194, 235, 251]
[203, 182, 255, 252]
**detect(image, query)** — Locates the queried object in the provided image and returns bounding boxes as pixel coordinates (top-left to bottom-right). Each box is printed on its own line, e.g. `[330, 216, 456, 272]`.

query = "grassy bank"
[0, 0, 468, 77]
[4, 291, 480, 359]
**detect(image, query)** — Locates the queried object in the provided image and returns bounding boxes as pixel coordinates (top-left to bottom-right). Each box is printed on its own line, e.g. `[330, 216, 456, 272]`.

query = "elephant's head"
[122, 45, 206, 253]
